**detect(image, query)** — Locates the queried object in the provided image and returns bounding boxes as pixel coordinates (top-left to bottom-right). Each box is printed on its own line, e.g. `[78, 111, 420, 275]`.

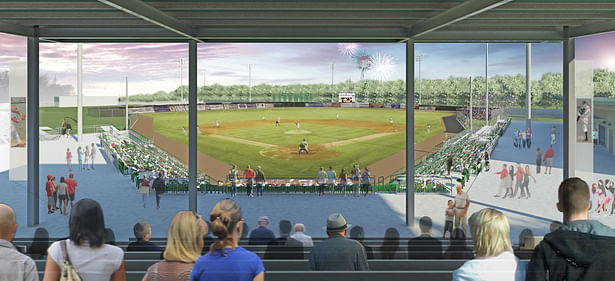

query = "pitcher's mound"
[285, 130, 312, 135]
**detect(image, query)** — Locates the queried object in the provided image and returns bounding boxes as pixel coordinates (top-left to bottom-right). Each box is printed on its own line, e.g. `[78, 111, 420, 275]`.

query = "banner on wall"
[9, 61, 27, 181]
[338, 93, 355, 103]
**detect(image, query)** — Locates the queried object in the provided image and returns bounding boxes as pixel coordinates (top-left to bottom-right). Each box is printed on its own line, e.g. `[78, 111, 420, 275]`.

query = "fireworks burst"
[368, 53, 396, 81]
[337, 43, 359, 57]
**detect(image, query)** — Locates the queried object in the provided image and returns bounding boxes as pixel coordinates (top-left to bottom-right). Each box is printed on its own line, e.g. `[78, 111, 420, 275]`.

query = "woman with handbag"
[42, 198, 126, 281]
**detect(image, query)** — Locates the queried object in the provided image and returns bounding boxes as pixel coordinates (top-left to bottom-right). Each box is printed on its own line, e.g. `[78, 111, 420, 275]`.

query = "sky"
[1, 31, 614, 97]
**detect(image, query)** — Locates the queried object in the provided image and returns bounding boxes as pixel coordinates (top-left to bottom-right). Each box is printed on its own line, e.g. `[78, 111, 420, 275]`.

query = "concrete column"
[405, 40, 415, 227]
[563, 36, 575, 179]
[27, 36, 39, 226]
[188, 40, 198, 212]
[77, 44, 83, 142]
[526, 43, 532, 130]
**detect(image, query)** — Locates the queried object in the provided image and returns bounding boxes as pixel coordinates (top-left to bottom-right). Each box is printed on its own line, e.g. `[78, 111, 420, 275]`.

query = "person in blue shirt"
[248, 216, 276, 245]
[191, 199, 265, 281]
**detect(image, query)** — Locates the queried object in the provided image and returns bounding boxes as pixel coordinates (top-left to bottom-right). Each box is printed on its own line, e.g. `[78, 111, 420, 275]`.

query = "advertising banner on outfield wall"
[9, 61, 27, 181]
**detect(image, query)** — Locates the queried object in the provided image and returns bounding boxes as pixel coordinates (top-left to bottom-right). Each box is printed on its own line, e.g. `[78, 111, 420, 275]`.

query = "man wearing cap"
[308, 213, 369, 271]
[65, 173, 78, 209]
[248, 216, 276, 245]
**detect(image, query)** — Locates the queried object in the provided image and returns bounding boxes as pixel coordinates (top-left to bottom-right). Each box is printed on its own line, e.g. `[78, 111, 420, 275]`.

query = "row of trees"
[125, 70, 615, 108]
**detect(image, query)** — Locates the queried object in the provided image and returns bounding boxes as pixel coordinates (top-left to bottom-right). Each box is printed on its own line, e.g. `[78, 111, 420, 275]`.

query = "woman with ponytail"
[142, 211, 207, 281]
[191, 199, 265, 281]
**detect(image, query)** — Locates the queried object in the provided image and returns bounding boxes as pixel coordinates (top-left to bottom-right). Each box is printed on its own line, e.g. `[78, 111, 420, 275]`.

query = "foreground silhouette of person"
[526, 178, 615, 281]
[444, 228, 474, 259]
[349, 226, 373, 259]
[28, 227, 50, 260]
[265, 220, 304, 259]
[379, 227, 400, 259]
[409, 216, 443, 259]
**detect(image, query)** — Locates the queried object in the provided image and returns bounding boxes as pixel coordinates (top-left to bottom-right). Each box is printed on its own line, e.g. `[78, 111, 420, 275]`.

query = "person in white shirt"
[290, 223, 313, 247]
[42, 198, 126, 281]
[90, 143, 96, 170]
[452, 208, 527, 281]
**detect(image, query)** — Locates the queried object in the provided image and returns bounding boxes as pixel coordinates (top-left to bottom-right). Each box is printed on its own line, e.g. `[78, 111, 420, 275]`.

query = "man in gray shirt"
[0, 203, 38, 281]
[308, 213, 369, 271]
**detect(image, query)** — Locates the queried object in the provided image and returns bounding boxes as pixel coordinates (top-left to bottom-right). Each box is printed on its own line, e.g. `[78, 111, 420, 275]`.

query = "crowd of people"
[590, 179, 615, 216]
[65, 143, 98, 172]
[1, 177, 614, 280]
[44, 173, 78, 215]
[511, 128, 533, 149]
[225, 164, 375, 197]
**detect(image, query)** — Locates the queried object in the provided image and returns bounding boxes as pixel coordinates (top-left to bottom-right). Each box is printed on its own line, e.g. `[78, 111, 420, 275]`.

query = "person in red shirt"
[543, 145, 555, 175]
[244, 165, 255, 197]
[495, 164, 508, 197]
[65, 173, 78, 209]
[513, 163, 525, 198]
[45, 175, 56, 214]
[66, 148, 72, 172]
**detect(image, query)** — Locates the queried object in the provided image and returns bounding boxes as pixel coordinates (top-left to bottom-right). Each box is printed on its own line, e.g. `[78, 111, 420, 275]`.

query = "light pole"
[485, 43, 489, 126]
[179, 58, 185, 102]
[416, 55, 423, 105]
[331, 63, 335, 103]
[248, 64, 252, 102]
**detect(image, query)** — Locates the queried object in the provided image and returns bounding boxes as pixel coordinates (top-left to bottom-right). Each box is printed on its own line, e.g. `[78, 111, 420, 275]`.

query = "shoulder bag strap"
[61, 240, 69, 264]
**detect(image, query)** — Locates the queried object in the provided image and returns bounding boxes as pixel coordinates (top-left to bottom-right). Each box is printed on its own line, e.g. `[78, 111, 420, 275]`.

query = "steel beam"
[96, 0, 202, 42]
[406, 40, 415, 227]
[27, 36, 39, 227]
[409, 0, 512, 38]
[566, 19, 615, 38]
[0, 21, 34, 36]
[563, 35, 575, 179]
[188, 40, 197, 212]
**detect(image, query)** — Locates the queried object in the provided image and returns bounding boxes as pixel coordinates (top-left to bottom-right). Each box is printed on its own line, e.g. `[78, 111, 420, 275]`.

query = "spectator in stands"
[453, 208, 527, 281]
[0, 203, 38, 281]
[143, 211, 207, 281]
[192, 199, 265, 281]
[518, 228, 534, 249]
[255, 166, 266, 197]
[248, 216, 276, 245]
[42, 198, 125, 281]
[56, 176, 68, 215]
[495, 164, 508, 197]
[245, 165, 255, 197]
[227, 165, 238, 197]
[526, 178, 615, 281]
[543, 145, 555, 175]
[349, 226, 374, 259]
[316, 167, 327, 196]
[290, 223, 313, 247]
[327, 166, 337, 194]
[139, 173, 150, 208]
[454, 185, 470, 235]
[65, 173, 77, 209]
[535, 147, 542, 174]
[409, 216, 443, 259]
[445, 228, 474, 259]
[28, 227, 50, 260]
[339, 168, 348, 196]
[351, 164, 361, 197]
[265, 220, 303, 259]
[379, 227, 400, 259]
[361, 168, 372, 196]
[152, 172, 166, 210]
[127, 221, 162, 252]
[308, 213, 368, 270]
[447, 155, 453, 176]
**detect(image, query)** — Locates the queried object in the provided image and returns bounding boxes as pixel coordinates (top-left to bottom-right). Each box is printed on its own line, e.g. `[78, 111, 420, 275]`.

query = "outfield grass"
[147, 108, 453, 178]
[40, 107, 127, 133]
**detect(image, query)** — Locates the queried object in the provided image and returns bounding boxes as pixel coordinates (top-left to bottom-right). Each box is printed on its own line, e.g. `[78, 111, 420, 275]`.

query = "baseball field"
[138, 107, 453, 179]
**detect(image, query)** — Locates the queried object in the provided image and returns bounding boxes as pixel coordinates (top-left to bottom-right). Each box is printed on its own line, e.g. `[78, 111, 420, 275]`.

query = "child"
[443, 200, 454, 239]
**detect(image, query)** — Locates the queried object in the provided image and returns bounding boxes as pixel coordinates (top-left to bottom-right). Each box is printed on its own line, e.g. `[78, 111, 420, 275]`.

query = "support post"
[485, 43, 489, 126]
[77, 44, 83, 142]
[331, 63, 334, 103]
[125, 77, 128, 131]
[188, 40, 198, 212]
[563, 34, 575, 179]
[27, 36, 39, 226]
[406, 40, 415, 227]
[470, 76, 473, 131]
[249, 64, 252, 103]
[526, 43, 532, 130]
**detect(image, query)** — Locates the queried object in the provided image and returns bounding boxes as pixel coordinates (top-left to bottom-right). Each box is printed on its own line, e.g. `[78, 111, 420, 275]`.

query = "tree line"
[124, 69, 615, 108]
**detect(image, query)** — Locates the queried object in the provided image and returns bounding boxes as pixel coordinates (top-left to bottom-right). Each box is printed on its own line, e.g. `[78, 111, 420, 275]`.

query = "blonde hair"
[209, 199, 242, 255]
[469, 208, 512, 257]
[163, 211, 207, 263]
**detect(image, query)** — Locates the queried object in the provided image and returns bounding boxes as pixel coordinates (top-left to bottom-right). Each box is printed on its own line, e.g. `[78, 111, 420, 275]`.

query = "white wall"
[58, 95, 118, 107]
